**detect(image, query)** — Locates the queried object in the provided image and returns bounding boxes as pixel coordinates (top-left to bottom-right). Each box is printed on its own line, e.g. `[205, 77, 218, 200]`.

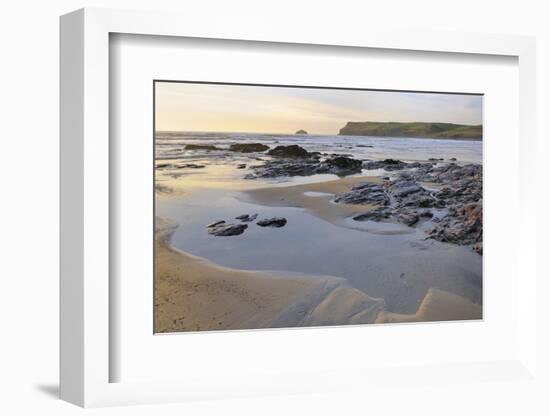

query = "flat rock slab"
[235, 213, 258, 222]
[257, 217, 287, 227]
[229, 143, 269, 153]
[208, 223, 248, 236]
[334, 182, 389, 205]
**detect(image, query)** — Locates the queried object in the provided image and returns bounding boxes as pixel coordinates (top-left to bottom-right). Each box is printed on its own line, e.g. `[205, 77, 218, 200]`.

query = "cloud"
[155, 82, 482, 134]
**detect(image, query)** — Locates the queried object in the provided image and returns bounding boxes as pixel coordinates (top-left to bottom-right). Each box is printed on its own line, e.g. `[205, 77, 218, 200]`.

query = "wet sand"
[154, 218, 386, 333]
[376, 288, 482, 323]
[155, 213, 482, 333]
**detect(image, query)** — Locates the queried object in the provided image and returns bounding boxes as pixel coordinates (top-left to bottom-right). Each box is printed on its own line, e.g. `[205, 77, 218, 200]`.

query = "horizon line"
[155, 120, 483, 136]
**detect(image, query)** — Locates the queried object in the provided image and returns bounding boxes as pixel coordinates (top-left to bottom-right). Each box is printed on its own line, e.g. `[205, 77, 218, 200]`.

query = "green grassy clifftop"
[339, 122, 482, 140]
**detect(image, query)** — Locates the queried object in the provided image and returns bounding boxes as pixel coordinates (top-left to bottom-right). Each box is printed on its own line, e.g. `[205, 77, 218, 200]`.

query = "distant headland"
[339, 122, 482, 140]
[295, 129, 308, 135]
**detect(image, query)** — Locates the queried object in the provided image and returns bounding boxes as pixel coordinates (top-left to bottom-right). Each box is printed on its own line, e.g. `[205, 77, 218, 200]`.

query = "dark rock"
[449, 157, 457, 161]
[176, 163, 205, 169]
[363, 159, 408, 171]
[428, 202, 482, 247]
[267, 145, 310, 158]
[295, 129, 308, 135]
[382, 158, 402, 165]
[237, 164, 247, 169]
[156, 163, 171, 169]
[419, 210, 434, 218]
[208, 223, 248, 236]
[398, 212, 420, 226]
[245, 159, 321, 178]
[229, 143, 269, 153]
[389, 180, 423, 198]
[257, 217, 287, 227]
[333, 183, 389, 205]
[417, 196, 435, 208]
[245, 155, 362, 179]
[207, 220, 226, 228]
[185, 144, 219, 151]
[325, 156, 362, 171]
[235, 213, 258, 222]
[357, 144, 374, 148]
[353, 208, 392, 222]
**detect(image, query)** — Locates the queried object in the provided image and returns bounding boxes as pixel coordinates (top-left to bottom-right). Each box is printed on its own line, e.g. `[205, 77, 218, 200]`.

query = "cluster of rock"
[363, 158, 414, 171]
[346, 178, 436, 227]
[246, 145, 363, 178]
[333, 183, 390, 206]
[207, 214, 287, 236]
[184, 142, 271, 153]
[184, 140, 483, 252]
[429, 202, 482, 254]
[333, 162, 483, 254]
[229, 143, 269, 153]
[156, 162, 205, 170]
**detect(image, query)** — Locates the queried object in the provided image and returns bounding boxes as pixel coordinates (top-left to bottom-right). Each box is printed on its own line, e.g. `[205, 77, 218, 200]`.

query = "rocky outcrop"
[363, 159, 431, 171]
[229, 143, 269, 153]
[333, 183, 389, 205]
[325, 156, 362, 171]
[333, 162, 483, 253]
[428, 202, 482, 246]
[352, 208, 392, 222]
[245, 155, 363, 178]
[185, 144, 219, 151]
[267, 145, 311, 158]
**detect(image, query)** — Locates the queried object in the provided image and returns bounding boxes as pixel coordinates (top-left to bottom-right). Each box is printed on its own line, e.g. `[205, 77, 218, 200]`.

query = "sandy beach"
[155, 164, 482, 332]
[154, 218, 387, 332]
[156, 118, 486, 335]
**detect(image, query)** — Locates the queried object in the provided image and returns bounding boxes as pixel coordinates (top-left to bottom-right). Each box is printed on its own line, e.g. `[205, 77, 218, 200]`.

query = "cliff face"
[338, 122, 482, 140]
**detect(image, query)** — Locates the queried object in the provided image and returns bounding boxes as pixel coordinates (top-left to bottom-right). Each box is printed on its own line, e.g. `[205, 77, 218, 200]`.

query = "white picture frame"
[60, 7, 539, 408]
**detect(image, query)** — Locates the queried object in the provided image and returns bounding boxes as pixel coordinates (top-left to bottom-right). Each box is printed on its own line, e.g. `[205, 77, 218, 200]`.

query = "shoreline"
[155, 217, 482, 333]
[154, 217, 386, 332]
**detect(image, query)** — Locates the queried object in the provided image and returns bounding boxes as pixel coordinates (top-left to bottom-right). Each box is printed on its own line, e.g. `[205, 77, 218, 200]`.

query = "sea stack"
[295, 129, 308, 135]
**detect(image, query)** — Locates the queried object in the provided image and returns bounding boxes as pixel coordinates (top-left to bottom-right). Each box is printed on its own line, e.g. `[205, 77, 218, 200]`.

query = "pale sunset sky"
[155, 82, 482, 135]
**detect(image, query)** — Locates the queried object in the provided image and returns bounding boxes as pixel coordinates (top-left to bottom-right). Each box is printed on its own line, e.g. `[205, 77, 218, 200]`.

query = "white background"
[0, 1, 548, 415]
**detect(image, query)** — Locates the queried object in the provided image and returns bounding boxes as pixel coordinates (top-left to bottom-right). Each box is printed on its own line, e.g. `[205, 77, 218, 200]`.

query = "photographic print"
[154, 81, 482, 333]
